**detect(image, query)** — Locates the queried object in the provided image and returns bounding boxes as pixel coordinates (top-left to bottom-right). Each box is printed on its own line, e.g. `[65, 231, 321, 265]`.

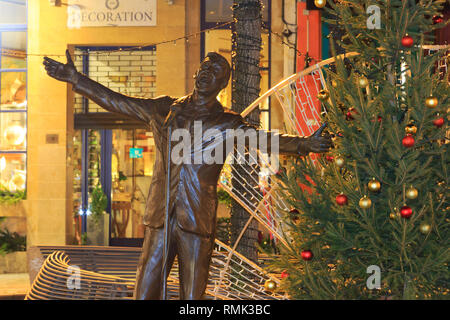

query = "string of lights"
[266, 27, 317, 64]
[1, 21, 234, 58]
[1, 20, 314, 62]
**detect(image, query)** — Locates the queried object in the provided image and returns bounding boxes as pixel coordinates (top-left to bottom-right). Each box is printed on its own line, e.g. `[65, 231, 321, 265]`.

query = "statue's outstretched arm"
[237, 118, 332, 156]
[43, 49, 171, 124]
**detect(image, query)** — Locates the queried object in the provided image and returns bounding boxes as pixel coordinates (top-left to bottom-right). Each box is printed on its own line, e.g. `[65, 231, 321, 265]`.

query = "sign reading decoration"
[67, 0, 156, 28]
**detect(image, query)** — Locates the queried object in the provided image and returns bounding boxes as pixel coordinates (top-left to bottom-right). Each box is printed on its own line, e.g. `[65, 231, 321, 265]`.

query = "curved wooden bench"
[25, 245, 285, 300]
[25, 251, 135, 300]
[26, 246, 184, 300]
[27, 245, 143, 283]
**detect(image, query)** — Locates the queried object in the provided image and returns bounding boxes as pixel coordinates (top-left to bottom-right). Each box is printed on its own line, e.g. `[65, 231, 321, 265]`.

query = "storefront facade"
[25, 0, 191, 247]
[0, 0, 444, 250]
[0, 0, 300, 248]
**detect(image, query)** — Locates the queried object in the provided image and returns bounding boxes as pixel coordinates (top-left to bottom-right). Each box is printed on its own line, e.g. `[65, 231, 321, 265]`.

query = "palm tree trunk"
[230, 0, 262, 263]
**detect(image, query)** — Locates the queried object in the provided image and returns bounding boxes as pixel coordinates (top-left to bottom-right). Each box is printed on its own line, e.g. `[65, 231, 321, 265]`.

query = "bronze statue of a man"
[43, 50, 332, 299]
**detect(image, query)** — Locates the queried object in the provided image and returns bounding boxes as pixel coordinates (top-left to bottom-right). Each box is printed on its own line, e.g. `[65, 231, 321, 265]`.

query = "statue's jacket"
[72, 74, 306, 239]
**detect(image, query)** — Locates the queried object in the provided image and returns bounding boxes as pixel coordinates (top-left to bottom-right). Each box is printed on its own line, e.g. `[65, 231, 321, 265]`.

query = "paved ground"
[0, 273, 29, 299]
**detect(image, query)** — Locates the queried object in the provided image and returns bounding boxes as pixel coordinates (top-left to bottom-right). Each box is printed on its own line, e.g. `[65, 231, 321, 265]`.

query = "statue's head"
[193, 52, 231, 96]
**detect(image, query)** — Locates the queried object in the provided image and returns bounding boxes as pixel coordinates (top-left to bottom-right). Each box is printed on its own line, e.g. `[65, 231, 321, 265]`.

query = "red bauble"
[401, 35, 414, 48]
[371, 116, 383, 123]
[275, 167, 286, 176]
[281, 270, 289, 279]
[336, 193, 348, 206]
[400, 205, 413, 219]
[346, 108, 358, 120]
[433, 117, 444, 128]
[432, 15, 444, 24]
[326, 155, 334, 162]
[402, 134, 415, 148]
[301, 250, 313, 261]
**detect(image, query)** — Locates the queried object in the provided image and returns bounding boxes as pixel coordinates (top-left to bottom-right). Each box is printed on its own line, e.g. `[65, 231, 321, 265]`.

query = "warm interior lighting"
[8, 170, 25, 191]
[0, 156, 5, 172]
[4, 123, 26, 146]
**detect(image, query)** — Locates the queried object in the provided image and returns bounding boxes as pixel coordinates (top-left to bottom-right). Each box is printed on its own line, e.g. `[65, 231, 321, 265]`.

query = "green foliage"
[89, 185, 108, 224]
[217, 188, 233, 208]
[258, 234, 279, 255]
[118, 171, 127, 181]
[81, 232, 88, 245]
[275, 0, 449, 299]
[0, 186, 26, 205]
[0, 228, 26, 256]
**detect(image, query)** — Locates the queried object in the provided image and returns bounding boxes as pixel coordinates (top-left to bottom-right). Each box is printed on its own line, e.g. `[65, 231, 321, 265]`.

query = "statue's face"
[194, 57, 229, 96]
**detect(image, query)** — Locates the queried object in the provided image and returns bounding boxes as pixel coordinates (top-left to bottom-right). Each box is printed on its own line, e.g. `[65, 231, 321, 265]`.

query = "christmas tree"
[275, 0, 449, 299]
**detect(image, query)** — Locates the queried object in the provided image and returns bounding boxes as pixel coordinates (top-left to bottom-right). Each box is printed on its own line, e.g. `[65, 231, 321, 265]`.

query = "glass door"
[73, 129, 108, 245]
[73, 128, 156, 246]
[72, 45, 157, 246]
[109, 128, 155, 246]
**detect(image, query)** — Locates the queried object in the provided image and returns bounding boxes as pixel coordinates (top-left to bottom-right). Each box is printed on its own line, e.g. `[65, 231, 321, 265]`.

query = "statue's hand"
[43, 49, 78, 84]
[298, 122, 332, 155]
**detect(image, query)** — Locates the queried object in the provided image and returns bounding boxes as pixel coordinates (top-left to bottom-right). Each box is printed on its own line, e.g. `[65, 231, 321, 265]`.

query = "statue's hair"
[205, 52, 231, 85]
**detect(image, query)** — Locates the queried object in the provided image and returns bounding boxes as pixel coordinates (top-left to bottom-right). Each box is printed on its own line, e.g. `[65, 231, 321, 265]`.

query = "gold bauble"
[317, 89, 329, 101]
[368, 178, 381, 192]
[358, 77, 369, 88]
[264, 279, 277, 291]
[405, 124, 417, 134]
[359, 196, 372, 209]
[389, 208, 399, 219]
[406, 186, 418, 200]
[335, 156, 345, 168]
[425, 96, 438, 108]
[419, 223, 431, 234]
[314, 0, 327, 8]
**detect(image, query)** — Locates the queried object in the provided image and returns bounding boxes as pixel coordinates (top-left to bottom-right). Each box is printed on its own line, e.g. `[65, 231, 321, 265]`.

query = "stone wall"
[0, 252, 28, 274]
[26, 0, 190, 247]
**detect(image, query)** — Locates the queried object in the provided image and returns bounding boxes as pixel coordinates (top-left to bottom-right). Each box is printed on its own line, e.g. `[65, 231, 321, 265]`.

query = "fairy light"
[4, 21, 234, 58]
[266, 27, 314, 63]
[1, 20, 310, 61]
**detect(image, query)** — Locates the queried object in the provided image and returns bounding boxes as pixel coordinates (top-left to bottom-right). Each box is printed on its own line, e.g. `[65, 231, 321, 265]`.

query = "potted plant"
[0, 225, 27, 274]
[86, 185, 110, 246]
[0, 185, 27, 217]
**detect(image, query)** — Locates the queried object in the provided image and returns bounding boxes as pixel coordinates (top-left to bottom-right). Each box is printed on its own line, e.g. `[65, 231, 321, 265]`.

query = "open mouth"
[196, 74, 211, 87]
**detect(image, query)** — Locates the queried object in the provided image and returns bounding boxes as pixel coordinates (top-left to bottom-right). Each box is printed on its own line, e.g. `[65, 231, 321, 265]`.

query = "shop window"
[0, 0, 27, 194]
[204, 0, 269, 23]
[202, 0, 270, 129]
[72, 46, 157, 245]
[73, 47, 157, 113]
